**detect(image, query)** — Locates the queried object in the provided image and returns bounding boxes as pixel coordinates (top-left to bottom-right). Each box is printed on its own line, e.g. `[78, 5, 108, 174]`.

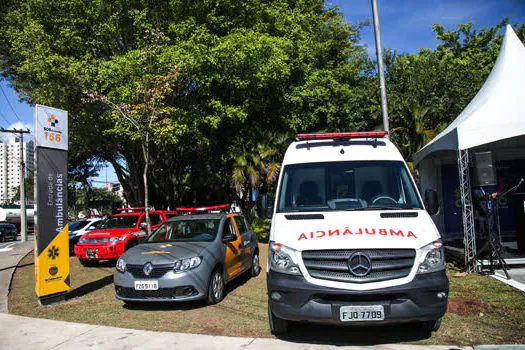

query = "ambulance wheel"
[250, 250, 261, 277]
[420, 318, 442, 332]
[207, 269, 224, 305]
[268, 301, 288, 335]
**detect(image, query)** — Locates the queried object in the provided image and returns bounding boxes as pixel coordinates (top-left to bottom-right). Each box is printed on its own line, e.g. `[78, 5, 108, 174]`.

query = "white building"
[105, 182, 126, 203]
[0, 138, 34, 204]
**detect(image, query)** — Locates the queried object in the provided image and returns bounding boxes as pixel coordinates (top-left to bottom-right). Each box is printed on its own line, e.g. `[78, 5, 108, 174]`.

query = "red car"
[74, 209, 177, 265]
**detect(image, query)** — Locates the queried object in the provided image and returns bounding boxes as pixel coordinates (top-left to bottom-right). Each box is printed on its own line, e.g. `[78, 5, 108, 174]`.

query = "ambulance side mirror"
[424, 190, 439, 216]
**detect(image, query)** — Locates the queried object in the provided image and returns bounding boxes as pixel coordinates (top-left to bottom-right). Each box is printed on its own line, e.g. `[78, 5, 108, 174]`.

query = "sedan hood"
[120, 241, 211, 265]
[81, 228, 139, 238]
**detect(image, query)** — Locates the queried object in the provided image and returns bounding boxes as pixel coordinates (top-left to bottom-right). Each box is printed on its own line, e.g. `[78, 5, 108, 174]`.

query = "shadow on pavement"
[67, 275, 114, 300]
[0, 262, 34, 272]
[277, 322, 432, 346]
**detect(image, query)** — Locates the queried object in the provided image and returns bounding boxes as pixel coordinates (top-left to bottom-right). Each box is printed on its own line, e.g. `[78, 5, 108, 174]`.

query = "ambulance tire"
[268, 301, 288, 335]
[420, 318, 442, 332]
[250, 250, 261, 277]
[207, 268, 225, 305]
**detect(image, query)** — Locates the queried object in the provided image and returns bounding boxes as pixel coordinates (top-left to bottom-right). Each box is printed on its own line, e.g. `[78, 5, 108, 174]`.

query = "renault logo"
[348, 252, 372, 277]
[143, 262, 153, 276]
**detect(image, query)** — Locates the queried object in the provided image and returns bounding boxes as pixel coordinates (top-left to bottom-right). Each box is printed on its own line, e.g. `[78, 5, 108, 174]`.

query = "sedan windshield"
[277, 160, 423, 212]
[99, 215, 140, 229]
[147, 219, 221, 242]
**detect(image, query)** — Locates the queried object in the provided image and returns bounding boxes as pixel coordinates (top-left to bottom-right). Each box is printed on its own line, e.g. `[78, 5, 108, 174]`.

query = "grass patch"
[8, 246, 525, 346]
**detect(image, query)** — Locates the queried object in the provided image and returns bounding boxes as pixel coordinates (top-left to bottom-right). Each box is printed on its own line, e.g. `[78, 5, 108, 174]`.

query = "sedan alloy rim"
[213, 273, 223, 299]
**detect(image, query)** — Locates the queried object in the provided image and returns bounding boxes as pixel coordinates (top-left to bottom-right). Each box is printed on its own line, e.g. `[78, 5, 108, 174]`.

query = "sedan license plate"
[134, 280, 159, 291]
[340, 305, 384, 322]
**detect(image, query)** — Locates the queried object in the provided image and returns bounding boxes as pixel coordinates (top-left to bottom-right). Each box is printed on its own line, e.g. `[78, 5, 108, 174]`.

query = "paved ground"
[1, 237, 524, 350]
[0, 237, 33, 313]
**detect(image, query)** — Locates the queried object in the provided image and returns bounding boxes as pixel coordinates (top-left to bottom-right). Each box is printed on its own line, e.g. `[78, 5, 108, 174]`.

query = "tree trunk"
[142, 134, 151, 236]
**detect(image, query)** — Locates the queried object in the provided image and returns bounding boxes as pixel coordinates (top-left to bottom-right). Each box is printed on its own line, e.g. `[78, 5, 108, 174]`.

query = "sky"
[0, 0, 524, 186]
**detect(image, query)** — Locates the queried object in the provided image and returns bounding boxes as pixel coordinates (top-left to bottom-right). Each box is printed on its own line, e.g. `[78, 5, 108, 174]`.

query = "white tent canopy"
[413, 25, 525, 166]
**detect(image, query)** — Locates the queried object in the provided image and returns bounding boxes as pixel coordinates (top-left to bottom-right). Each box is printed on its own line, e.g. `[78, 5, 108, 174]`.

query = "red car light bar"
[296, 131, 388, 140]
[176, 204, 230, 212]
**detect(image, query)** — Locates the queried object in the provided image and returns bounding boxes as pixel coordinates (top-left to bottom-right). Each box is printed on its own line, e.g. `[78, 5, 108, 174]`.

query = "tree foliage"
[386, 19, 525, 160]
[0, 0, 370, 208]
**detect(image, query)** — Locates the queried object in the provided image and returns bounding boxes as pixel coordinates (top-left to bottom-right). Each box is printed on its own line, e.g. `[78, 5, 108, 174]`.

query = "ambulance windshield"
[277, 161, 423, 212]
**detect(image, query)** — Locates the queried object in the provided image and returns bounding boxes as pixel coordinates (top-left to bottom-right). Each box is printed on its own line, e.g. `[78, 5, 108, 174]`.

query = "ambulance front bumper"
[267, 270, 448, 325]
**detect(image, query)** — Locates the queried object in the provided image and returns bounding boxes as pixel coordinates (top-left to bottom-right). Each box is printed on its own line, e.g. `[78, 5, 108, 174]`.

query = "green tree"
[386, 20, 525, 160]
[231, 133, 289, 213]
[68, 186, 124, 219]
[0, 0, 370, 208]
[82, 25, 180, 234]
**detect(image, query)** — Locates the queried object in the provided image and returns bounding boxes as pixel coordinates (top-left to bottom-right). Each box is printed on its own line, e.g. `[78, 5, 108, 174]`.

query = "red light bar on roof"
[176, 204, 229, 212]
[296, 131, 388, 140]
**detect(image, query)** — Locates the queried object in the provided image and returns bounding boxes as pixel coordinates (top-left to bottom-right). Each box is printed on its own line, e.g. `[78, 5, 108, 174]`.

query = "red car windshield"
[99, 214, 140, 229]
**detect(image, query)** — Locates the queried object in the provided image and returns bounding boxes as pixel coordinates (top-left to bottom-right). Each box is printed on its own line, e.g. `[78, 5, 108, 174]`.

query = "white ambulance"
[266, 131, 448, 335]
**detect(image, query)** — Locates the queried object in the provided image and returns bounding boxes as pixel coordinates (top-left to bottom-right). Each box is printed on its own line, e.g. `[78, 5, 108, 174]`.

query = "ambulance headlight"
[269, 242, 302, 275]
[417, 240, 445, 274]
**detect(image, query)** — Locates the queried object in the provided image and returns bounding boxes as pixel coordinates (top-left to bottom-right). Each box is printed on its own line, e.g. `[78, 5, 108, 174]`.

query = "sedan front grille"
[127, 264, 174, 279]
[302, 249, 416, 284]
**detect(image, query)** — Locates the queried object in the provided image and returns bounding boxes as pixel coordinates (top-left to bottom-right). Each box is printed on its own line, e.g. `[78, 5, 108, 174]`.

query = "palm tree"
[231, 135, 287, 213]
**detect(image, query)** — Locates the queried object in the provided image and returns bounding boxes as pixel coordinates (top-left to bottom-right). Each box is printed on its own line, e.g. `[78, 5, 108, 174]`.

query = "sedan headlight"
[417, 240, 445, 274]
[115, 258, 126, 273]
[173, 256, 202, 272]
[109, 235, 128, 242]
[269, 242, 302, 275]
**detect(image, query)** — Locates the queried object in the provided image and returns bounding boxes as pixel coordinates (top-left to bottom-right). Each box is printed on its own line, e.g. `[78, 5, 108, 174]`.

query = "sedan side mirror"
[424, 189, 439, 216]
[222, 233, 237, 243]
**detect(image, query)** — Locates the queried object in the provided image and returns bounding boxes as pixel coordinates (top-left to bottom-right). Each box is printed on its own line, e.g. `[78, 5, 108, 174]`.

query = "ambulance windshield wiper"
[346, 206, 403, 211]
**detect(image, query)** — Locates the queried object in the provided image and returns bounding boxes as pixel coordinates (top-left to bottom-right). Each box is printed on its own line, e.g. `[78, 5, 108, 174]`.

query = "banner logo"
[49, 265, 58, 276]
[48, 115, 59, 127]
[47, 246, 59, 260]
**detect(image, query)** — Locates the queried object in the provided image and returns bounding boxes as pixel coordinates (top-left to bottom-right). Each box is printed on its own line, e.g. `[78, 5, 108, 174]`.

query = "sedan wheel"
[250, 251, 261, 277]
[207, 269, 225, 304]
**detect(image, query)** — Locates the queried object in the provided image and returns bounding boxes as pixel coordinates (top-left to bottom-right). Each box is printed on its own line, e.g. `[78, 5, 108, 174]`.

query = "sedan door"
[232, 215, 253, 270]
[222, 217, 244, 279]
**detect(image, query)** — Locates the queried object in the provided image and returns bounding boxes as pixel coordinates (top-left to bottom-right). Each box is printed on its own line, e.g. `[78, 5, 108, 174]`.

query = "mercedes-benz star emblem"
[143, 262, 153, 276]
[348, 252, 372, 277]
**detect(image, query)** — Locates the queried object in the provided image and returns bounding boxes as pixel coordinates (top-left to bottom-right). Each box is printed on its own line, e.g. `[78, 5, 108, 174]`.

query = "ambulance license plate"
[340, 305, 384, 321]
[134, 280, 159, 291]
[86, 249, 97, 259]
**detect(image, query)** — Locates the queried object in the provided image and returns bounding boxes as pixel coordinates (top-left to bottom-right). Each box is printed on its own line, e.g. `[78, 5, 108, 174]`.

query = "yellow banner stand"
[34, 105, 70, 305]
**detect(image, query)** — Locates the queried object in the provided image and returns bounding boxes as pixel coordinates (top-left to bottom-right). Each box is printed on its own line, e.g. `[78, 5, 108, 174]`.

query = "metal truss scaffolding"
[458, 149, 477, 272]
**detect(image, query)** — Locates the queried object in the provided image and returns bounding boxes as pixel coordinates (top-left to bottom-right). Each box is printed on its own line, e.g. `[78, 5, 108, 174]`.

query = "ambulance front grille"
[302, 249, 416, 283]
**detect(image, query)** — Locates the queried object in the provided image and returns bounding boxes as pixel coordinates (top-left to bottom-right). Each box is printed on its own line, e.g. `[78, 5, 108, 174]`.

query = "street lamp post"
[371, 0, 390, 138]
